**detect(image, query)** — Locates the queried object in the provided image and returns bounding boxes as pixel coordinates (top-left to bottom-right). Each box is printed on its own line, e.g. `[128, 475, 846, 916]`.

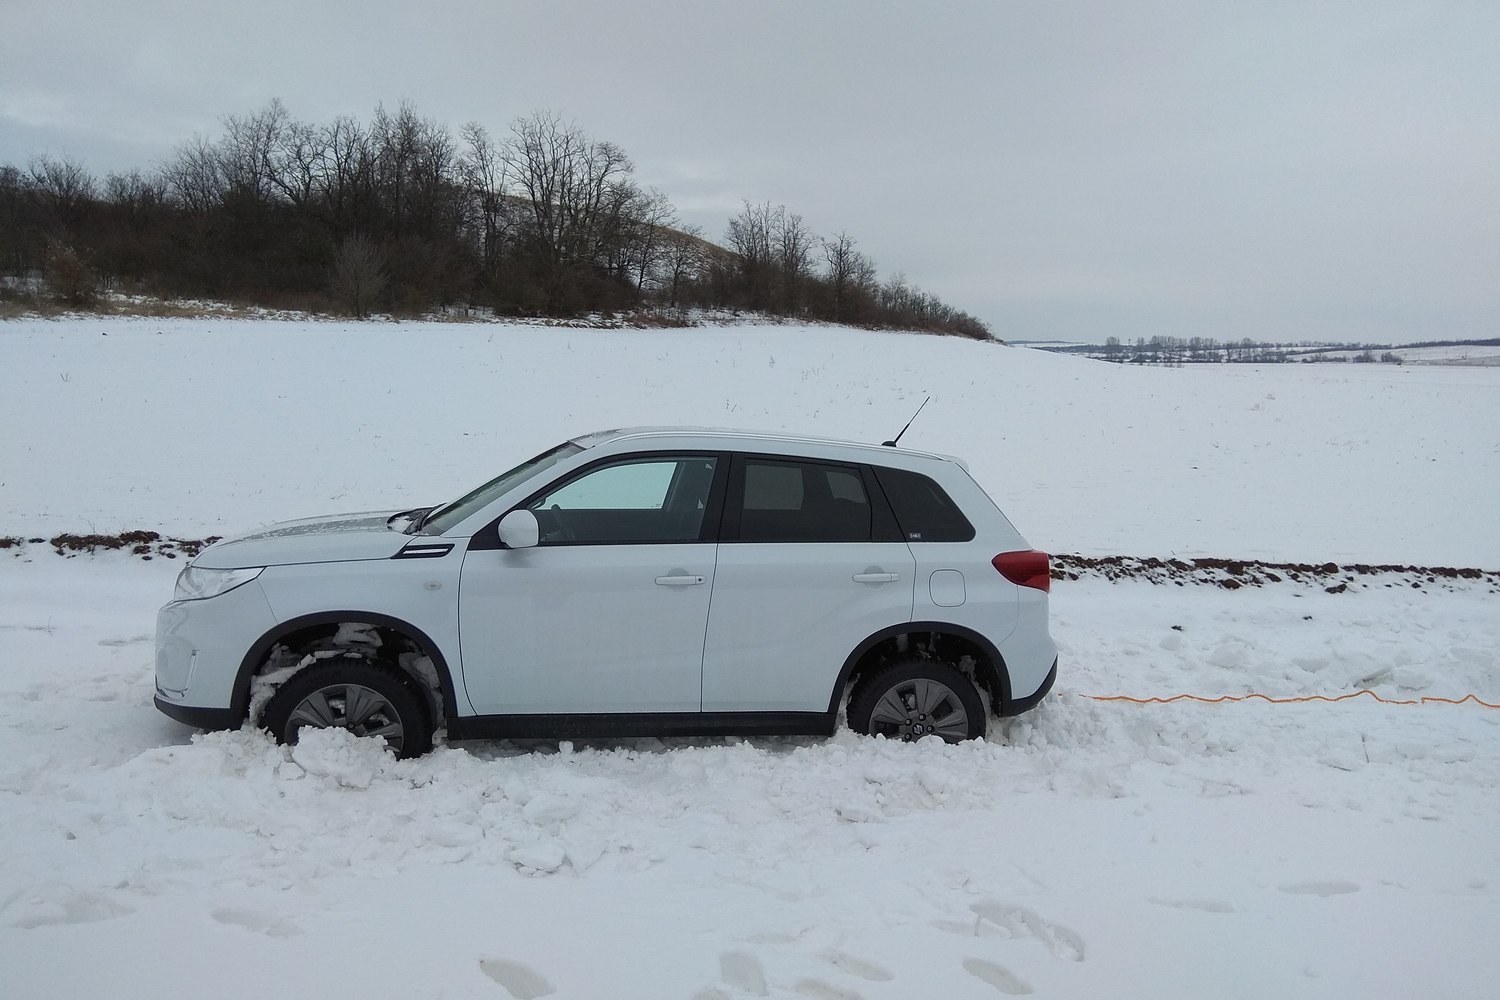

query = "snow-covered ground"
[2, 318, 1497, 999]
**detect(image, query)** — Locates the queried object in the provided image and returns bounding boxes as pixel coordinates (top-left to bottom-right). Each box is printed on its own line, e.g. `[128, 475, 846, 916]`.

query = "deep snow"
[1, 318, 1497, 999]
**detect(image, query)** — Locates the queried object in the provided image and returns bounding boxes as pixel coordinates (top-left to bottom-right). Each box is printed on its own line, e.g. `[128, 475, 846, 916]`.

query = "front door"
[458, 454, 723, 715]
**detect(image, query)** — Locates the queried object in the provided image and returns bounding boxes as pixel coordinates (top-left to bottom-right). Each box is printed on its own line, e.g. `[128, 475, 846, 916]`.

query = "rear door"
[700, 454, 915, 713]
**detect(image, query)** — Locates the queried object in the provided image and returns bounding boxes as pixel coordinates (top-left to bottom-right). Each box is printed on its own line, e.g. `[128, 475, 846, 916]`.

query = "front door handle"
[852, 572, 901, 583]
[656, 574, 706, 586]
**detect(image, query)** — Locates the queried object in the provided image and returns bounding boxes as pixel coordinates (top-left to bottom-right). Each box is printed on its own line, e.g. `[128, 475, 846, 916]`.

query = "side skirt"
[446, 711, 837, 742]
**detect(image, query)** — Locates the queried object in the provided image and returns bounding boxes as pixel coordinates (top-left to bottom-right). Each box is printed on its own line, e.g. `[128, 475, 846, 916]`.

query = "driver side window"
[526, 456, 718, 544]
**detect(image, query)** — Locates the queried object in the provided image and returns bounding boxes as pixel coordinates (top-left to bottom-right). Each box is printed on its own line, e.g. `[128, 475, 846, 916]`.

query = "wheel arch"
[828, 621, 1012, 716]
[230, 610, 460, 723]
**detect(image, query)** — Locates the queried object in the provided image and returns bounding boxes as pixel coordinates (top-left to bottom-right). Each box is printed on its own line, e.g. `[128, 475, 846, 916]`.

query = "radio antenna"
[882, 396, 930, 447]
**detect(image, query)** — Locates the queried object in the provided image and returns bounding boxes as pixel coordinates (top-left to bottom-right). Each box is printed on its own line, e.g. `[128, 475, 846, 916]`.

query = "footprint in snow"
[793, 978, 864, 1000]
[479, 957, 555, 999]
[1148, 897, 1235, 913]
[963, 957, 1035, 995]
[820, 949, 893, 982]
[1278, 880, 1360, 897]
[967, 899, 1086, 962]
[210, 907, 302, 937]
[6, 886, 135, 929]
[98, 634, 150, 646]
[719, 951, 768, 996]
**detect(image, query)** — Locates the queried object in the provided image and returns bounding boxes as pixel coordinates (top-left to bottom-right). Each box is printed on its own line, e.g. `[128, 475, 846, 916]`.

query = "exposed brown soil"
[7, 532, 1497, 593]
[19, 531, 223, 561]
[1051, 554, 1500, 594]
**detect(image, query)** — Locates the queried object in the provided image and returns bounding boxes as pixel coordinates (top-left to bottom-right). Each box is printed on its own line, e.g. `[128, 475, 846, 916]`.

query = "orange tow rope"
[1085, 690, 1500, 709]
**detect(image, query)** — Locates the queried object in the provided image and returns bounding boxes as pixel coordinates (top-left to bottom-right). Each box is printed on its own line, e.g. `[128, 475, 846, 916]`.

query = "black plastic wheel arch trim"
[230, 611, 460, 722]
[828, 621, 1012, 716]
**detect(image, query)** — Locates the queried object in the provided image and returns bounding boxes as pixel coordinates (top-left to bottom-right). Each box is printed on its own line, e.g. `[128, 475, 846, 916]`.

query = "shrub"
[43, 241, 96, 306]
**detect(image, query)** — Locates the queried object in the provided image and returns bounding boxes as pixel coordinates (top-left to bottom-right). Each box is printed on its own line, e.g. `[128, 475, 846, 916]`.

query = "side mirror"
[497, 509, 539, 549]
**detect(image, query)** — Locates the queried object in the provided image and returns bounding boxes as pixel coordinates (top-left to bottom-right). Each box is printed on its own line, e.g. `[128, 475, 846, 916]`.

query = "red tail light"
[992, 550, 1051, 592]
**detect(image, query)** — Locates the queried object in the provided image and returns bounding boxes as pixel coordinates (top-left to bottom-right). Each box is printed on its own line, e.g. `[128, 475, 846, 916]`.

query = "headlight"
[173, 565, 263, 602]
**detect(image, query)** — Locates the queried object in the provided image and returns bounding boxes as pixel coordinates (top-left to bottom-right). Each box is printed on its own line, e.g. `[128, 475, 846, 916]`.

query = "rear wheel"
[262, 658, 433, 758]
[847, 657, 985, 743]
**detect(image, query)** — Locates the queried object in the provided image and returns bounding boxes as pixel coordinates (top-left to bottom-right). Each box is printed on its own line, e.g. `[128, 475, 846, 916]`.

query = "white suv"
[155, 428, 1057, 756]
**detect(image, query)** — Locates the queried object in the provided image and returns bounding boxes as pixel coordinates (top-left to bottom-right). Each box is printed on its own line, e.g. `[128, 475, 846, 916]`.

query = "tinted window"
[737, 459, 872, 542]
[528, 456, 717, 544]
[873, 466, 975, 542]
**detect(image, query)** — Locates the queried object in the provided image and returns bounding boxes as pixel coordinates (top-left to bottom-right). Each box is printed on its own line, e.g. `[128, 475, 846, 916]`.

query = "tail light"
[992, 550, 1051, 592]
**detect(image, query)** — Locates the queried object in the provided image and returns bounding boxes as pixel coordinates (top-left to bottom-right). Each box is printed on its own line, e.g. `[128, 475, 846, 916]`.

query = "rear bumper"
[1000, 657, 1057, 716]
[153, 696, 240, 731]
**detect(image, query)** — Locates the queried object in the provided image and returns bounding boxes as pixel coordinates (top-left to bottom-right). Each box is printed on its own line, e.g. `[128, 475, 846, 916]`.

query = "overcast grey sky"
[3, 1, 1495, 344]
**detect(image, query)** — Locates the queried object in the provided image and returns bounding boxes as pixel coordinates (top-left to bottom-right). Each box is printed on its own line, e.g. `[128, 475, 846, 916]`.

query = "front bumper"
[153, 697, 239, 731]
[154, 578, 278, 722]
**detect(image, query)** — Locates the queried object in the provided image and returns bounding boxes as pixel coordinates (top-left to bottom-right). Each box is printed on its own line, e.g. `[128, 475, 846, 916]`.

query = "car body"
[154, 427, 1057, 755]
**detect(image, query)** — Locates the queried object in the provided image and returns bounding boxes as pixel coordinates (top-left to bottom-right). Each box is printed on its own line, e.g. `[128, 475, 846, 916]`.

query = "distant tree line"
[1061, 336, 1413, 365]
[0, 100, 990, 338]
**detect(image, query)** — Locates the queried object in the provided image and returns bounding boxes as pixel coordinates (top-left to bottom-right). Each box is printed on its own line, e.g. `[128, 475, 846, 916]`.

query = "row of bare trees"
[1, 101, 990, 337]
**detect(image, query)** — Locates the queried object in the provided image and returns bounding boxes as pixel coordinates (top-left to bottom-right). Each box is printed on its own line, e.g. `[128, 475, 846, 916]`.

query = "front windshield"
[419, 441, 584, 535]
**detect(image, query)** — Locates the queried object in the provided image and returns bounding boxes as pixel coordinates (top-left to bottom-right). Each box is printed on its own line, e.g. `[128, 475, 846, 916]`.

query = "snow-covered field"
[1298, 344, 1500, 366]
[2, 318, 1497, 999]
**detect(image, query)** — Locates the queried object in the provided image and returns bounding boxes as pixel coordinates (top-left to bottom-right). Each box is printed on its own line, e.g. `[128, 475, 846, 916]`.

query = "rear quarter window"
[873, 466, 975, 542]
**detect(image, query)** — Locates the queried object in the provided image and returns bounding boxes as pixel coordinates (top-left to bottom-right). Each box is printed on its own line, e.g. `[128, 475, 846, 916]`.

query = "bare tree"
[725, 200, 779, 309]
[264, 112, 327, 212]
[330, 235, 387, 318]
[625, 186, 676, 292]
[822, 231, 876, 322]
[313, 114, 374, 233]
[774, 210, 813, 313]
[504, 110, 636, 310]
[219, 99, 291, 203]
[661, 223, 707, 307]
[460, 121, 510, 279]
[163, 135, 225, 215]
[28, 155, 95, 234]
[104, 169, 168, 238]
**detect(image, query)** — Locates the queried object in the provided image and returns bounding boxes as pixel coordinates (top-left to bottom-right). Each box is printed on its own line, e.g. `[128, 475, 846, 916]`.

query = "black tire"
[847, 656, 985, 743]
[262, 657, 433, 759]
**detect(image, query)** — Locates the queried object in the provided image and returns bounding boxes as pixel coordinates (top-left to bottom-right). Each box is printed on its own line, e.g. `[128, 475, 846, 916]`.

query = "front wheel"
[261, 658, 433, 758]
[847, 657, 985, 743]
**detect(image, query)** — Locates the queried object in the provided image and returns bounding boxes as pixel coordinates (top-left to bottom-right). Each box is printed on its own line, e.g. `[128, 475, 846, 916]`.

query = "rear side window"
[737, 459, 872, 542]
[873, 466, 975, 542]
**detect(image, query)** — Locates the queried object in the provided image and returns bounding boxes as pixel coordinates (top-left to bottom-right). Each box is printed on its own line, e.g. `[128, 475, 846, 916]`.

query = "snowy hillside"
[2, 317, 1496, 999]
[3, 317, 1499, 566]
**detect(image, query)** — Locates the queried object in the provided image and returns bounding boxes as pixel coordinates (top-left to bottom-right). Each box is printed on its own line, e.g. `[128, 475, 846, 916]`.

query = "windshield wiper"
[388, 506, 434, 534]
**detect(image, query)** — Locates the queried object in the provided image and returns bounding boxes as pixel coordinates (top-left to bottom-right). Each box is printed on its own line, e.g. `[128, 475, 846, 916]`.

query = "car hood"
[192, 510, 415, 569]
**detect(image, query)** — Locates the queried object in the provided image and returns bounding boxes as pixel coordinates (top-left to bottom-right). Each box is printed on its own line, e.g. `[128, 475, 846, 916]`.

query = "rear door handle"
[852, 572, 900, 583]
[656, 575, 706, 586]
